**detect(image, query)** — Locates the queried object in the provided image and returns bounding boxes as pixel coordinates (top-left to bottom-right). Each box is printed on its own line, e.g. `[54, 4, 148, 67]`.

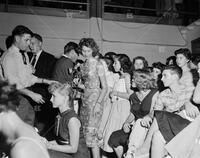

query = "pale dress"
[98, 60, 119, 139]
[101, 77, 130, 152]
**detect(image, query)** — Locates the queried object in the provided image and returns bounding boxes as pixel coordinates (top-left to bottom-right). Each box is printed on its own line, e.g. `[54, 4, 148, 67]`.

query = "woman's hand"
[123, 122, 131, 133]
[46, 140, 57, 150]
[141, 116, 152, 128]
[40, 137, 48, 145]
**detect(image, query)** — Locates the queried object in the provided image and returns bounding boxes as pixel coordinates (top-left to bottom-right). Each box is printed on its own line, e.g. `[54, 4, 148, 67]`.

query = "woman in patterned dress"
[79, 38, 108, 158]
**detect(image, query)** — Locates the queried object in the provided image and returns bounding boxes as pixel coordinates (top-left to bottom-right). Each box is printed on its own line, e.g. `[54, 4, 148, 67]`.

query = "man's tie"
[31, 54, 37, 67]
[19, 50, 27, 65]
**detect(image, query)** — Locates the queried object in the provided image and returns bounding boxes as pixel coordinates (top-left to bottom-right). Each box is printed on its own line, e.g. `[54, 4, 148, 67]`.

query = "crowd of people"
[0, 25, 200, 158]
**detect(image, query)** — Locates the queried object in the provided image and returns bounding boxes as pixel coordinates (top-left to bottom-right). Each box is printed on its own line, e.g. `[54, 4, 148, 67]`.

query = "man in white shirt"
[1, 25, 53, 126]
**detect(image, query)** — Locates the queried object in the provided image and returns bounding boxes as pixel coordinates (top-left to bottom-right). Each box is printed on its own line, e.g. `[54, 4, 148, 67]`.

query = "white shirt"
[1, 45, 38, 89]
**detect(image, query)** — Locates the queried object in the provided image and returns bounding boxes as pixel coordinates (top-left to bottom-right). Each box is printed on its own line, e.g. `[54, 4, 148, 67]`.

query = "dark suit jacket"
[28, 51, 57, 99]
[52, 56, 74, 84]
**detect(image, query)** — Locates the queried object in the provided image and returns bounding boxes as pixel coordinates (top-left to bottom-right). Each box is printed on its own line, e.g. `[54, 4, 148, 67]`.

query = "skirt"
[154, 110, 190, 142]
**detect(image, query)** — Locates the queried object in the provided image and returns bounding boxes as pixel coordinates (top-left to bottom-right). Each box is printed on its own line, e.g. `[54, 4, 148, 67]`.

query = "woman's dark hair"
[174, 48, 191, 60]
[152, 62, 165, 72]
[79, 38, 100, 57]
[116, 54, 132, 74]
[132, 56, 148, 70]
[48, 82, 74, 108]
[166, 56, 177, 66]
[133, 69, 157, 90]
[0, 80, 19, 113]
[190, 54, 200, 66]
[103, 56, 115, 72]
[104, 52, 117, 60]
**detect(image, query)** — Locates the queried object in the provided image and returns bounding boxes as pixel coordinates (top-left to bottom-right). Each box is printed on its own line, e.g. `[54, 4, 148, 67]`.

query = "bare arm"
[111, 73, 133, 99]
[96, 63, 108, 104]
[147, 91, 159, 117]
[19, 88, 45, 104]
[141, 91, 159, 128]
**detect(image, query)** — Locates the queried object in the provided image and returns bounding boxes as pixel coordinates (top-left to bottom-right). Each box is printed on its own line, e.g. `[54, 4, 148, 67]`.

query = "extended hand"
[30, 92, 45, 104]
[185, 103, 200, 119]
[123, 122, 131, 133]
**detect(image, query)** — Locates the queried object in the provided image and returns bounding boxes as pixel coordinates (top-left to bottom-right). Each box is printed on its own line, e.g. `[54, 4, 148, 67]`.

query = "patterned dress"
[80, 58, 105, 147]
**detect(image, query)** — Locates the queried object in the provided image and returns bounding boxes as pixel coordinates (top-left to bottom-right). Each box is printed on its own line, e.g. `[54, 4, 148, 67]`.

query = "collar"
[62, 54, 70, 59]
[60, 109, 73, 117]
[35, 50, 42, 58]
[9, 45, 20, 54]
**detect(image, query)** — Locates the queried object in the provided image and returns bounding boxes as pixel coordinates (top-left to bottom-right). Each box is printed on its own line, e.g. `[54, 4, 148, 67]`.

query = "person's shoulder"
[56, 56, 72, 66]
[124, 73, 130, 78]
[42, 51, 56, 59]
[97, 59, 104, 66]
[11, 139, 37, 158]
[2, 50, 16, 64]
[68, 116, 81, 128]
[159, 88, 170, 96]
[129, 92, 136, 100]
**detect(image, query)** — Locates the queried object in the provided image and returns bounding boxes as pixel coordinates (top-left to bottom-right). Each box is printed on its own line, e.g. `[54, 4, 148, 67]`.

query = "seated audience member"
[193, 57, 200, 104]
[166, 55, 177, 66]
[131, 56, 148, 91]
[1, 25, 55, 126]
[174, 48, 194, 88]
[53, 42, 80, 84]
[108, 69, 159, 158]
[133, 65, 199, 158]
[98, 56, 119, 142]
[46, 82, 90, 158]
[189, 55, 200, 87]
[189, 54, 199, 69]
[132, 56, 148, 71]
[100, 54, 131, 157]
[163, 57, 200, 158]
[0, 80, 50, 158]
[152, 62, 165, 92]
